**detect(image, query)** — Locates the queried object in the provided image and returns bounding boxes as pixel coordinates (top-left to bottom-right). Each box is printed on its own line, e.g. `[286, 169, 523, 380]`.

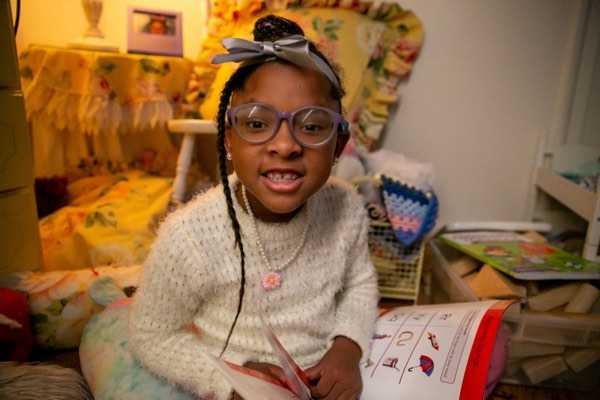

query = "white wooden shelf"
[534, 146, 600, 261]
[535, 167, 598, 222]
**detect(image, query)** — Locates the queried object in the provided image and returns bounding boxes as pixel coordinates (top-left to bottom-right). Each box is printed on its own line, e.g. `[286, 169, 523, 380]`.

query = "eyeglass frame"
[226, 102, 350, 148]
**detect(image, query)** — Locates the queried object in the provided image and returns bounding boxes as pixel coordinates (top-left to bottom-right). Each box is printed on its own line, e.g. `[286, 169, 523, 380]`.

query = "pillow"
[80, 299, 197, 400]
[195, 1, 424, 150]
[2, 265, 141, 350]
[199, 7, 384, 122]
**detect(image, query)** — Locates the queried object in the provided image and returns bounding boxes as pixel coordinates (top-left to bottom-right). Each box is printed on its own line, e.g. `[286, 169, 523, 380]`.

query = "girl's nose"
[266, 120, 302, 157]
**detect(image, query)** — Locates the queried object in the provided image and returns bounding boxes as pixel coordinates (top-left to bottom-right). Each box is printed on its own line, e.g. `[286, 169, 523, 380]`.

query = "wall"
[383, 0, 585, 228]
[9, 0, 589, 228]
[11, 0, 207, 58]
[566, 0, 600, 148]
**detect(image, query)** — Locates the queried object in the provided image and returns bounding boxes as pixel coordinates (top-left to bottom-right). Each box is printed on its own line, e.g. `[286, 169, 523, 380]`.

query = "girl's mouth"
[265, 172, 301, 182]
[262, 171, 304, 193]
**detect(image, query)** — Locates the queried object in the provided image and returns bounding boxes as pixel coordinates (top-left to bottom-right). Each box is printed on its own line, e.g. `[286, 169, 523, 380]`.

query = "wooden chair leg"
[170, 133, 196, 207]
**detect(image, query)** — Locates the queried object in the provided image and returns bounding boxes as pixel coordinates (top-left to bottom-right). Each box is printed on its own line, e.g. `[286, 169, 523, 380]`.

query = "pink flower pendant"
[262, 271, 281, 290]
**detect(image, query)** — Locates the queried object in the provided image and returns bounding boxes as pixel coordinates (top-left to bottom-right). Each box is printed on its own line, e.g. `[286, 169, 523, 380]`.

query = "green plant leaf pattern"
[312, 16, 343, 41]
[85, 207, 117, 228]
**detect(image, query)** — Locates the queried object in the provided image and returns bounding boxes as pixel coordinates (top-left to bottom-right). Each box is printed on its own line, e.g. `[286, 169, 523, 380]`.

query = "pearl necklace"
[241, 185, 310, 290]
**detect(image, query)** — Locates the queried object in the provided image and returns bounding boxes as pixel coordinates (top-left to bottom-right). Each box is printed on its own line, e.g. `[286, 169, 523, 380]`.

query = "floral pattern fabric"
[4, 265, 141, 349]
[39, 170, 173, 271]
[20, 46, 193, 135]
[19, 46, 193, 177]
[80, 299, 197, 400]
[187, 0, 424, 150]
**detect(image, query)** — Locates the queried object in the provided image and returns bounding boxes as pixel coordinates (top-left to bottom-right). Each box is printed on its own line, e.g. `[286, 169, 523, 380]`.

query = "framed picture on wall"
[127, 7, 183, 57]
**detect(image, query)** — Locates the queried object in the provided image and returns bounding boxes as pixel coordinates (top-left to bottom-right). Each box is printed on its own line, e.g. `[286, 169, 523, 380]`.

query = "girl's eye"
[297, 117, 331, 135]
[244, 119, 269, 131]
[295, 109, 333, 135]
[300, 123, 325, 133]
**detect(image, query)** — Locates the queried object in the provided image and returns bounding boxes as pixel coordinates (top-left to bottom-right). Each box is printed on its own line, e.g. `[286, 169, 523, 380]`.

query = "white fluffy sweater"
[128, 176, 379, 399]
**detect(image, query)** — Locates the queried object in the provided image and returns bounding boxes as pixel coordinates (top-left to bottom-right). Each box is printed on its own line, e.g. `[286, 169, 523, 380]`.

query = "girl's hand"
[231, 361, 288, 399]
[244, 360, 287, 382]
[304, 336, 363, 400]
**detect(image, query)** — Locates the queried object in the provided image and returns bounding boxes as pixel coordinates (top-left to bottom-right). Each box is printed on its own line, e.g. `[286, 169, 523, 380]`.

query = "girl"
[128, 14, 379, 400]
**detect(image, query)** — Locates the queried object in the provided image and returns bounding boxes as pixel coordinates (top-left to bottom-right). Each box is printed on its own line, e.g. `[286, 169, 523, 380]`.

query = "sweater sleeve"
[127, 212, 236, 400]
[330, 187, 380, 360]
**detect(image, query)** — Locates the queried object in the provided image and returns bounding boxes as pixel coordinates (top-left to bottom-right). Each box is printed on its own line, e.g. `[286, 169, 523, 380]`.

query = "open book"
[205, 317, 313, 400]
[439, 231, 600, 280]
[205, 300, 512, 400]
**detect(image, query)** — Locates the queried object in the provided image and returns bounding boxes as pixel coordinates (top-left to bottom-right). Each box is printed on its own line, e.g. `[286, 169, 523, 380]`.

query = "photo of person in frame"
[133, 11, 176, 36]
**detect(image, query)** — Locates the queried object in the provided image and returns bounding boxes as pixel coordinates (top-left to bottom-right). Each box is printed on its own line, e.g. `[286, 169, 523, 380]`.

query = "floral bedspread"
[39, 170, 173, 271]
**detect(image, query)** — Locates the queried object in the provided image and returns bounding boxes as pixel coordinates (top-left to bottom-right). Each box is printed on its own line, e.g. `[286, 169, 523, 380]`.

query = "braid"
[216, 75, 246, 357]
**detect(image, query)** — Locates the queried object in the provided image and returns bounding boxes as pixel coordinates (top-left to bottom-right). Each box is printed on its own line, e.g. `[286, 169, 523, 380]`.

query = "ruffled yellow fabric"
[189, 0, 424, 150]
[19, 46, 194, 136]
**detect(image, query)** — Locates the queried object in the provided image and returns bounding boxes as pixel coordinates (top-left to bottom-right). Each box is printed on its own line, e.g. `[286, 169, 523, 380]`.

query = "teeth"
[267, 172, 299, 182]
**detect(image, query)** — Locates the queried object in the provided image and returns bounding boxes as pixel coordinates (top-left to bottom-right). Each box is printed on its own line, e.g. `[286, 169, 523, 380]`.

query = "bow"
[212, 35, 339, 90]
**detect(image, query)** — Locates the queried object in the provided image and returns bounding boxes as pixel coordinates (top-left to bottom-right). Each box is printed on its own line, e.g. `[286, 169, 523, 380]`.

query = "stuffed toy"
[0, 288, 34, 362]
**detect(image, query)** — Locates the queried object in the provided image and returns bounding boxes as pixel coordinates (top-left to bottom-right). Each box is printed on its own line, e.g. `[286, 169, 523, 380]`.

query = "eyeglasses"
[227, 103, 349, 148]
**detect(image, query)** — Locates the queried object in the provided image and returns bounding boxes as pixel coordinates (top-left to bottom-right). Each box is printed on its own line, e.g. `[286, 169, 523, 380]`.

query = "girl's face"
[225, 62, 348, 223]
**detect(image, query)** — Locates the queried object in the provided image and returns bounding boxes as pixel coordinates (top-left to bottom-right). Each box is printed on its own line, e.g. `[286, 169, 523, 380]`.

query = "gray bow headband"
[211, 35, 340, 90]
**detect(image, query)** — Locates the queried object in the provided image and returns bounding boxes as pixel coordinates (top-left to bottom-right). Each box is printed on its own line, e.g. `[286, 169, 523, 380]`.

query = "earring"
[226, 152, 233, 161]
[333, 157, 339, 165]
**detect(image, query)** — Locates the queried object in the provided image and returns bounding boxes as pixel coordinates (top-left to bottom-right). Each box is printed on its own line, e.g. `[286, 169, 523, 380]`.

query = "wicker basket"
[352, 176, 425, 302]
[368, 219, 424, 301]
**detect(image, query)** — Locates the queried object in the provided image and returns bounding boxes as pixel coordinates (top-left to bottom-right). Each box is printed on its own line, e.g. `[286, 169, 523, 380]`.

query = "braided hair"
[216, 14, 346, 356]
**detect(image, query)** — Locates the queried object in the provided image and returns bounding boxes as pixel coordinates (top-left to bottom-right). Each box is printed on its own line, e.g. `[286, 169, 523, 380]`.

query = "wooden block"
[450, 256, 480, 277]
[520, 355, 568, 384]
[564, 283, 600, 314]
[504, 360, 521, 376]
[522, 231, 547, 242]
[590, 295, 600, 314]
[462, 271, 478, 292]
[469, 264, 526, 299]
[508, 341, 564, 359]
[563, 347, 600, 373]
[504, 301, 521, 315]
[527, 283, 580, 311]
[526, 281, 540, 296]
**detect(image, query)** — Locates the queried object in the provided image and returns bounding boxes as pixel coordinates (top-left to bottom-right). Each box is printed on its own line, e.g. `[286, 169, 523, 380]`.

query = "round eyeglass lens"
[293, 108, 335, 146]
[234, 104, 276, 142]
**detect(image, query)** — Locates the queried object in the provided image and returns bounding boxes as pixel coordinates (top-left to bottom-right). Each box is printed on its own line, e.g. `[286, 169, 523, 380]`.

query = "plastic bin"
[426, 238, 600, 392]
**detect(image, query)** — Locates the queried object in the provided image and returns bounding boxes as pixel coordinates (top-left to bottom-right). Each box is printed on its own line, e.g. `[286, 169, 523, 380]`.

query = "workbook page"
[361, 300, 510, 400]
